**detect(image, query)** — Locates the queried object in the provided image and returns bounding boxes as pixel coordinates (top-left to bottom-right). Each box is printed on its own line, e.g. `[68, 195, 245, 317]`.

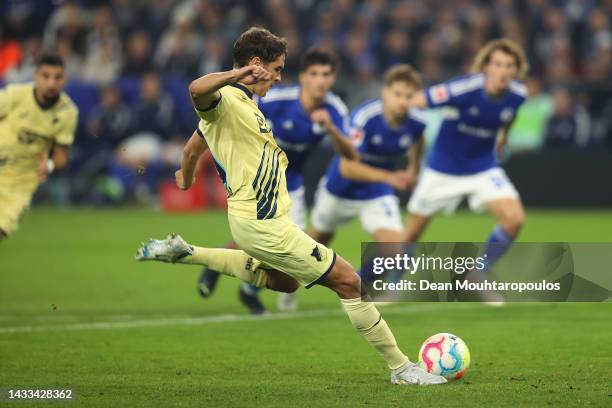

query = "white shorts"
[311, 183, 403, 234]
[407, 167, 519, 216]
[288, 186, 307, 230]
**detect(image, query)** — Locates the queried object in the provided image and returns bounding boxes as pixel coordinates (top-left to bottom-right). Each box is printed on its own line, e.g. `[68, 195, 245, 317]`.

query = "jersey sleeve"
[348, 112, 367, 148]
[55, 104, 78, 146]
[425, 75, 483, 108]
[326, 96, 350, 136]
[331, 108, 350, 136]
[195, 88, 227, 123]
[0, 85, 17, 119]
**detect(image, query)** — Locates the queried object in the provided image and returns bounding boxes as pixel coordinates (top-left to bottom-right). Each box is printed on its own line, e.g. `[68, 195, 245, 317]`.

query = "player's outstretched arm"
[176, 130, 209, 190]
[329, 128, 360, 160]
[311, 109, 360, 161]
[410, 91, 429, 109]
[405, 137, 425, 186]
[188, 66, 272, 110]
[339, 158, 411, 190]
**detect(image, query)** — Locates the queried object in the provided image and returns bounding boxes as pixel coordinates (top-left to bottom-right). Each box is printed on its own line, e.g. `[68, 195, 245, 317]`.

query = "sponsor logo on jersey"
[372, 134, 383, 145]
[430, 84, 450, 104]
[311, 246, 323, 262]
[282, 120, 293, 130]
[399, 134, 412, 148]
[17, 129, 51, 145]
[457, 123, 495, 138]
[468, 106, 479, 116]
[312, 122, 325, 134]
[350, 128, 364, 146]
[254, 113, 271, 133]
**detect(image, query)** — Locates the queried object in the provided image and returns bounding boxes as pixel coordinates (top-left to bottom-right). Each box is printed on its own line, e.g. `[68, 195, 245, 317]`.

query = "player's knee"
[403, 215, 429, 243]
[404, 225, 424, 243]
[327, 261, 362, 298]
[501, 208, 525, 236]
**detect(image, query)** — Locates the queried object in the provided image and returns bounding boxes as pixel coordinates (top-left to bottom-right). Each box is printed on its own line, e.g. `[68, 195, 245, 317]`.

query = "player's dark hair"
[233, 27, 287, 68]
[35, 51, 65, 68]
[299, 47, 338, 73]
[383, 64, 422, 88]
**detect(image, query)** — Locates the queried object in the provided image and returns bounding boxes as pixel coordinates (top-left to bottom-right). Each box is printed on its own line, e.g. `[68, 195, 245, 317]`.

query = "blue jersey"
[258, 85, 349, 192]
[425, 73, 527, 175]
[325, 99, 427, 200]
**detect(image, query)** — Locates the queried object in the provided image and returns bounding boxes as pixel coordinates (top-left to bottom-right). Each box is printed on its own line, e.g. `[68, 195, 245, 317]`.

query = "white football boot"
[390, 362, 447, 386]
[135, 233, 193, 263]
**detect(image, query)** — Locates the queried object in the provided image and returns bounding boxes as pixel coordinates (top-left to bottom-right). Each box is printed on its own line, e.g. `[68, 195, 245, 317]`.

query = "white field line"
[0, 304, 478, 334]
[0, 303, 549, 334]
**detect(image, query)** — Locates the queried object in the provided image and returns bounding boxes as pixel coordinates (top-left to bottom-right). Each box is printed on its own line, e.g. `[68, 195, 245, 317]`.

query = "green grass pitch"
[1, 208, 611, 407]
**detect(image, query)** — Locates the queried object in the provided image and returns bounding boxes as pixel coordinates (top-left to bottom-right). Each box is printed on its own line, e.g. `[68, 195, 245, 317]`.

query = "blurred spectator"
[585, 8, 611, 59]
[43, 2, 87, 56]
[131, 73, 175, 140]
[142, 0, 175, 44]
[544, 34, 576, 85]
[110, 0, 142, 37]
[544, 88, 592, 149]
[198, 34, 227, 75]
[307, 9, 344, 50]
[69, 86, 132, 202]
[55, 38, 83, 80]
[378, 28, 414, 68]
[1, 1, 45, 39]
[81, 40, 122, 85]
[508, 77, 554, 152]
[433, 7, 463, 67]
[107, 132, 165, 204]
[5, 36, 42, 83]
[86, 86, 133, 148]
[342, 30, 377, 80]
[85, 6, 121, 56]
[81, 6, 122, 85]
[104, 72, 179, 204]
[155, 18, 201, 78]
[122, 31, 154, 76]
[595, 99, 612, 146]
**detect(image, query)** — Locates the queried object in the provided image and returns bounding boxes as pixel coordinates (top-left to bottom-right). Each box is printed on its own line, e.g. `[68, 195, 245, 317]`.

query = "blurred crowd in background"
[1, 0, 611, 205]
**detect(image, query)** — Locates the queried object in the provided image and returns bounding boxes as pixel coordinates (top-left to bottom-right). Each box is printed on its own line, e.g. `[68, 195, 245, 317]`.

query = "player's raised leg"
[136, 233, 299, 293]
[197, 240, 239, 298]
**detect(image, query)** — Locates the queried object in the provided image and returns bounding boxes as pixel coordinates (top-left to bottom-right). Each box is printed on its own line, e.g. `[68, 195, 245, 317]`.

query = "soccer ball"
[418, 333, 470, 380]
